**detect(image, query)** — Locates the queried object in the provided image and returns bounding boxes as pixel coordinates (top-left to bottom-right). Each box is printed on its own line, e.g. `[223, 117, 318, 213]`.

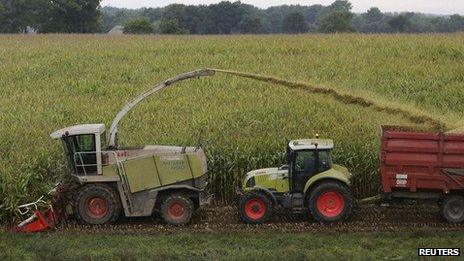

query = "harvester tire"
[75, 183, 121, 225]
[309, 181, 353, 224]
[160, 194, 194, 225]
[441, 195, 464, 223]
[238, 192, 272, 224]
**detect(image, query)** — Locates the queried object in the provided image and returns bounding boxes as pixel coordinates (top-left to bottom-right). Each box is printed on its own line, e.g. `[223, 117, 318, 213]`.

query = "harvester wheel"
[309, 181, 353, 224]
[238, 192, 272, 224]
[75, 183, 121, 225]
[160, 194, 194, 225]
[441, 195, 464, 223]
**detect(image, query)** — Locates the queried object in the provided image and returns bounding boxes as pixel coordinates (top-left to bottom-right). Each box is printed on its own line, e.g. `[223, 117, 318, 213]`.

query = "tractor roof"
[289, 139, 334, 150]
[50, 124, 105, 139]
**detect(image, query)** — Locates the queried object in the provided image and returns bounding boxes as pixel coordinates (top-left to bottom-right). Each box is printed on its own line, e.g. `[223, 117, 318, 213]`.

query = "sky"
[101, 0, 464, 15]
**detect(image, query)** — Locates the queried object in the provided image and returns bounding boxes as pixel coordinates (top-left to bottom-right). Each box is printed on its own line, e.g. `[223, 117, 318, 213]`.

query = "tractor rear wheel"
[75, 183, 121, 225]
[309, 181, 353, 224]
[160, 194, 194, 225]
[238, 192, 272, 224]
[441, 195, 464, 223]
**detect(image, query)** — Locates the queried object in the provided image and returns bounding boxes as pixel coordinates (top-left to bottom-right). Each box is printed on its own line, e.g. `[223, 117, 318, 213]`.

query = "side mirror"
[279, 164, 289, 170]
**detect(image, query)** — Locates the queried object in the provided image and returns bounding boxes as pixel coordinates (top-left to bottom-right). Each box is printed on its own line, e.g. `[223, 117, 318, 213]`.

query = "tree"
[210, 1, 243, 34]
[41, 0, 102, 33]
[0, 0, 49, 33]
[239, 14, 263, 34]
[320, 11, 355, 33]
[328, 0, 352, 12]
[449, 14, 464, 32]
[363, 7, 383, 23]
[282, 12, 309, 33]
[388, 15, 411, 32]
[158, 19, 188, 34]
[123, 18, 154, 34]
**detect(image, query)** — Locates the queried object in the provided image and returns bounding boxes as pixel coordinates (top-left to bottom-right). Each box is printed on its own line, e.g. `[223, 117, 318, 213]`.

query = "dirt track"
[55, 202, 464, 235]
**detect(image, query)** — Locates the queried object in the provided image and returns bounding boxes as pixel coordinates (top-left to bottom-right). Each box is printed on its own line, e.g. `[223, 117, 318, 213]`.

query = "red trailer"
[381, 125, 464, 223]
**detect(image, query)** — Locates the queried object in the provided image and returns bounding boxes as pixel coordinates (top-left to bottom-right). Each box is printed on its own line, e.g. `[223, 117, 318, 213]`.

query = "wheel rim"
[168, 202, 186, 220]
[447, 201, 464, 220]
[316, 190, 345, 218]
[85, 196, 108, 219]
[244, 198, 266, 220]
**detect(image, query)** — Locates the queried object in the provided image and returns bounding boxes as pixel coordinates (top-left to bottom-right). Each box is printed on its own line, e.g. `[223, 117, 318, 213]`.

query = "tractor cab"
[286, 139, 334, 192]
[50, 124, 106, 175]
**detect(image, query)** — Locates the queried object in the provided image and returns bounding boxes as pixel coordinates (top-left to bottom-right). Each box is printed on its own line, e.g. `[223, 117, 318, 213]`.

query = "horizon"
[100, 0, 464, 16]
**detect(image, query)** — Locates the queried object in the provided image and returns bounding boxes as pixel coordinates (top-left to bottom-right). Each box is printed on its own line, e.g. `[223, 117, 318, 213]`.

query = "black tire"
[75, 183, 121, 225]
[160, 194, 194, 225]
[441, 195, 464, 223]
[238, 192, 272, 224]
[308, 181, 353, 224]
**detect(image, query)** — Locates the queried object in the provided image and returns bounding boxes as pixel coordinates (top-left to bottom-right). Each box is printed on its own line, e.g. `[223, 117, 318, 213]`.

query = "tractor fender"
[303, 169, 350, 196]
[245, 186, 278, 205]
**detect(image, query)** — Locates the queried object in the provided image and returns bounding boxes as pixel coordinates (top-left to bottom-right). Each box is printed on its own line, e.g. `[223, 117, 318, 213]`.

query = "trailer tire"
[160, 194, 194, 225]
[238, 192, 272, 224]
[75, 183, 121, 225]
[309, 181, 353, 224]
[441, 195, 464, 223]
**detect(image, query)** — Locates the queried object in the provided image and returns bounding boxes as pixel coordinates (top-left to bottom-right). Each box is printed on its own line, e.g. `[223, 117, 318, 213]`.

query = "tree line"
[94, 1, 464, 34]
[0, 0, 101, 33]
[1, 0, 464, 34]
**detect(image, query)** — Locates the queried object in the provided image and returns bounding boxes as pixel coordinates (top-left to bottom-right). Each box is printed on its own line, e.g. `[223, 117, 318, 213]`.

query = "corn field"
[1, 34, 463, 223]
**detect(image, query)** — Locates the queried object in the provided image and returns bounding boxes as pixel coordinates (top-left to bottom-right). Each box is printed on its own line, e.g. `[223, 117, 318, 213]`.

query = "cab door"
[291, 150, 318, 192]
[62, 134, 97, 174]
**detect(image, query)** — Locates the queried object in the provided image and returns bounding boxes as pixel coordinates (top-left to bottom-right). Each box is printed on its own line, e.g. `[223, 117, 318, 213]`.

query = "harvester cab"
[51, 124, 105, 176]
[238, 137, 353, 224]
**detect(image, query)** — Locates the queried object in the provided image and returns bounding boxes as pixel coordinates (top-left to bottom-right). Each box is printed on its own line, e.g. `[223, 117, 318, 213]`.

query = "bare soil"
[54, 201, 464, 235]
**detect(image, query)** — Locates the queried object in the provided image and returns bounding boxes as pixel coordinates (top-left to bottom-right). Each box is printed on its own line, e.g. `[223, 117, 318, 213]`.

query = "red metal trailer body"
[380, 126, 464, 223]
[381, 125, 464, 194]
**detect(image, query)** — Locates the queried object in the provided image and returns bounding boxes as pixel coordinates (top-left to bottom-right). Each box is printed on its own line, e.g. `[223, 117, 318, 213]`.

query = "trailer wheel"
[441, 195, 464, 223]
[160, 194, 194, 225]
[309, 181, 353, 224]
[238, 192, 272, 224]
[75, 183, 121, 225]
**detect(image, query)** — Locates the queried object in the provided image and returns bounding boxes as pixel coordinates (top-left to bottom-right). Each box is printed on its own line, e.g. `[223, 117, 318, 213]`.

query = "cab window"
[73, 135, 96, 152]
[318, 150, 332, 172]
[294, 151, 316, 172]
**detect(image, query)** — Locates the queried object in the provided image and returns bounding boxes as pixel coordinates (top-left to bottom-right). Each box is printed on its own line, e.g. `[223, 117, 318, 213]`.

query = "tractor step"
[291, 207, 304, 214]
[292, 193, 304, 208]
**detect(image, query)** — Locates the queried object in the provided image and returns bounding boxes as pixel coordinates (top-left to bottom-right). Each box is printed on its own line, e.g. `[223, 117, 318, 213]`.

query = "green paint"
[102, 164, 118, 176]
[123, 156, 161, 193]
[154, 154, 193, 185]
[303, 164, 351, 194]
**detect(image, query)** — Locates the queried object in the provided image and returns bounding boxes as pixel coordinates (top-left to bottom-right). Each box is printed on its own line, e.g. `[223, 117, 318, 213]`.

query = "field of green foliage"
[1, 34, 463, 223]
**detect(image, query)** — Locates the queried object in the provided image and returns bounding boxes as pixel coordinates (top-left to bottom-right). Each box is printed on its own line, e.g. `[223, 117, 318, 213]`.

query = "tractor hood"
[242, 167, 288, 189]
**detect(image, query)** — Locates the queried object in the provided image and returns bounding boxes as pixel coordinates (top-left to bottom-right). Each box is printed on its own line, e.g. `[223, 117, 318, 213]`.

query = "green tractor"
[237, 137, 354, 224]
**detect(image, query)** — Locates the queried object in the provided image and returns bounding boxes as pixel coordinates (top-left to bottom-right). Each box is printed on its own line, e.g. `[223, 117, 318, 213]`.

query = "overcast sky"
[101, 0, 464, 15]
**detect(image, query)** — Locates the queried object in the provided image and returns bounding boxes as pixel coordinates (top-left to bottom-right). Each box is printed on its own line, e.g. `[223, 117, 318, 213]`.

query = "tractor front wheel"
[75, 183, 121, 225]
[441, 195, 464, 223]
[309, 181, 353, 224]
[160, 194, 194, 225]
[238, 192, 272, 224]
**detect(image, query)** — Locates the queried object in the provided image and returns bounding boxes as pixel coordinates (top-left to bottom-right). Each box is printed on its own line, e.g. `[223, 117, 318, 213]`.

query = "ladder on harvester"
[116, 161, 134, 213]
